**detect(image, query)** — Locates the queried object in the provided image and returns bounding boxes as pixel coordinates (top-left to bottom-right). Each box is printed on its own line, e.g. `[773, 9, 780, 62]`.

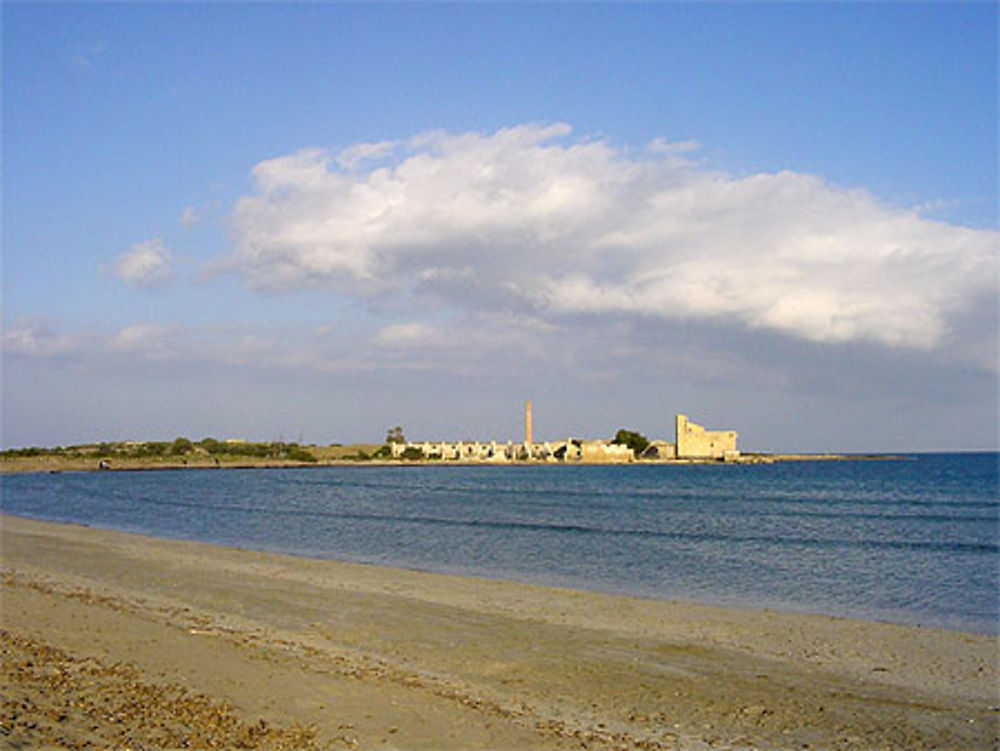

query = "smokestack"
[525, 400, 532, 444]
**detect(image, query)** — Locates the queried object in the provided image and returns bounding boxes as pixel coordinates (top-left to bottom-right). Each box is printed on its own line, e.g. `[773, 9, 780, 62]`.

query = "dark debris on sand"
[0, 629, 321, 750]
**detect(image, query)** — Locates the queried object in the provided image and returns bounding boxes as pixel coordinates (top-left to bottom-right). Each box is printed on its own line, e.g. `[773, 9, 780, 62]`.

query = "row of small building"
[390, 412, 740, 464]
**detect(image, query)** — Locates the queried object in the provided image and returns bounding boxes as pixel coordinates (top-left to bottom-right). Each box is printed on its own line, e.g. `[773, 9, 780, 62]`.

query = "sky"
[3, 2, 997, 452]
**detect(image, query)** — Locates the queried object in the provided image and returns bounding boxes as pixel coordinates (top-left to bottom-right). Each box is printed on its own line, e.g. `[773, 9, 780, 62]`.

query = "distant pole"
[525, 399, 532, 444]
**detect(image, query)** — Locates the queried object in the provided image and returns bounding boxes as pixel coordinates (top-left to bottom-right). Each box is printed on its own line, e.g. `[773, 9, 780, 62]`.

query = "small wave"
[90, 491, 997, 556]
[38, 474, 997, 556]
[331, 512, 998, 555]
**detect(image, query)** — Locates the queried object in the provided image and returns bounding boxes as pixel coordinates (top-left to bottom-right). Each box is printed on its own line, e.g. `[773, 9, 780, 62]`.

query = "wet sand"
[1, 515, 996, 750]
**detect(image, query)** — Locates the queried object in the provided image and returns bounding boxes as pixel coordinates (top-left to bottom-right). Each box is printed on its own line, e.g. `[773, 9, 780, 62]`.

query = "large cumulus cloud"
[224, 123, 996, 354]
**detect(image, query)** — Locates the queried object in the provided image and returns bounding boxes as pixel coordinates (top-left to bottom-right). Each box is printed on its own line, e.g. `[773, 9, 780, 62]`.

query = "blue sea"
[2, 453, 997, 634]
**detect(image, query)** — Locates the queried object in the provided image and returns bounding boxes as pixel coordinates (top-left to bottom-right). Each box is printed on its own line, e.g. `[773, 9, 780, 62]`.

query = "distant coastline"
[0, 449, 905, 474]
[0, 409, 911, 474]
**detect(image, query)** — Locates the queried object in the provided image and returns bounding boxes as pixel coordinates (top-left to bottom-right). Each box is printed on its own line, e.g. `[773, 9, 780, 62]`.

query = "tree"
[170, 437, 194, 455]
[400, 446, 424, 461]
[386, 426, 405, 444]
[198, 438, 224, 455]
[612, 428, 649, 455]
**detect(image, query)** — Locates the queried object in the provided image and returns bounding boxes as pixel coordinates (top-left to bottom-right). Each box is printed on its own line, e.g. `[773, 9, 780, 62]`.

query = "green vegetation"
[612, 428, 650, 455]
[1, 446, 50, 458]
[1, 438, 320, 464]
[398, 446, 422, 460]
[170, 437, 194, 455]
[385, 426, 405, 444]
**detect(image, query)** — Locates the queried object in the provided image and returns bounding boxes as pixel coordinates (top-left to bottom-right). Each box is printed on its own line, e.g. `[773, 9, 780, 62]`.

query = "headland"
[0, 411, 890, 473]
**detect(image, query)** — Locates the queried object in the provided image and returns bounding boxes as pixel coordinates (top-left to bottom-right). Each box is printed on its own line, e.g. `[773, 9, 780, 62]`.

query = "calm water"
[2, 453, 997, 633]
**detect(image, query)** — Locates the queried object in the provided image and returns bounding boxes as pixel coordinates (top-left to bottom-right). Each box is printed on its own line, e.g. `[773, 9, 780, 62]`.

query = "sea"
[2, 453, 997, 634]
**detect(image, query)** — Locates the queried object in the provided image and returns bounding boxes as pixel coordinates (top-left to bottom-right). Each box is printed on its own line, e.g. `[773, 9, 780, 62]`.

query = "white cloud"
[107, 324, 177, 356]
[218, 123, 995, 356]
[2, 317, 81, 357]
[179, 206, 199, 228]
[648, 137, 700, 155]
[114, 239, 174, 288]
[335, 140, 399, 170]
[372, 322, 445, 349]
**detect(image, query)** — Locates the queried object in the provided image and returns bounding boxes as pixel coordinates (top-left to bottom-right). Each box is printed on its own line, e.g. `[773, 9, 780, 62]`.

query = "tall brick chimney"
[525, 400, 532, 444]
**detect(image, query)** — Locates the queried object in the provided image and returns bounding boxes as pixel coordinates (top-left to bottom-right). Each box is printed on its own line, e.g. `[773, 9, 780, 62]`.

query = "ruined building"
[389, 405, 738, 463]
[674, 414, 739, 460]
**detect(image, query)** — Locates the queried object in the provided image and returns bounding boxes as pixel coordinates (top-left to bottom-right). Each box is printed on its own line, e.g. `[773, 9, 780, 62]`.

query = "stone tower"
[525, 400, 533, 444]
[675, 413, 738, 459]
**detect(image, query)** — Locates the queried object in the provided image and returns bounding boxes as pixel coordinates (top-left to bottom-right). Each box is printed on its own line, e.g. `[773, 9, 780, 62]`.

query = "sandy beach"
[1, 515, 996, 750]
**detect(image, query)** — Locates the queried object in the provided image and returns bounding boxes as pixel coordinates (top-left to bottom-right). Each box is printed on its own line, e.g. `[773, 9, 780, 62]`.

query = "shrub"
[198, 438, 225, 455]
[400, 446, 424, 461]
[285, 447, 318, 463]
[171, 437, 194, 455]
[1, 446, 47, 458]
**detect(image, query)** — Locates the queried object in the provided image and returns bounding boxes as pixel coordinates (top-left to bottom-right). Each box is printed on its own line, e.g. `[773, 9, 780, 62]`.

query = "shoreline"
[4, 511, 991, 636]
[0, 452, 906, 474]
[2, 515, 997, 750]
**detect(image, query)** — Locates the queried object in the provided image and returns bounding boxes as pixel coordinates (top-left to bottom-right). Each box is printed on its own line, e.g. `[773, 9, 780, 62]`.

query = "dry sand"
[1, 515, 996, 750]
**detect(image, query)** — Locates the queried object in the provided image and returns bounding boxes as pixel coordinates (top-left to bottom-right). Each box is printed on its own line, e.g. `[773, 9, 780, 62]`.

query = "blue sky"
[3, 2, 997, 451]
